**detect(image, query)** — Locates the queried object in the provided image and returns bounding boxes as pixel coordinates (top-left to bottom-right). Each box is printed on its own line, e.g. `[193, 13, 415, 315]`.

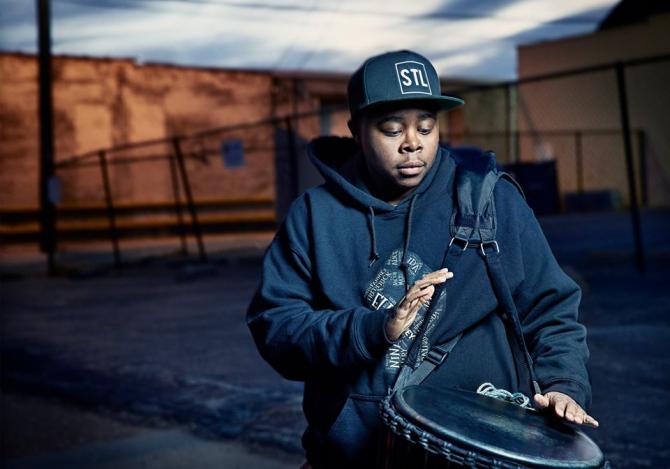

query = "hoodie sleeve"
[246, 195, 392, 382]
[498, 182, 592, 410]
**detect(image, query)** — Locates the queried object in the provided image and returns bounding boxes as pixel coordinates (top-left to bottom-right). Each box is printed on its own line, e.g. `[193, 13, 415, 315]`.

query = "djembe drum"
[379, 384, 608, 469]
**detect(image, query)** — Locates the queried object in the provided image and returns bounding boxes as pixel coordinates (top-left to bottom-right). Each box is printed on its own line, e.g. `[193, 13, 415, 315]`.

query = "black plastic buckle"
[425, 348, 449, 366]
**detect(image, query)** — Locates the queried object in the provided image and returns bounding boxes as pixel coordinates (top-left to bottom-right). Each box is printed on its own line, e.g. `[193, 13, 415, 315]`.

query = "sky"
[0, 0, 620, 81]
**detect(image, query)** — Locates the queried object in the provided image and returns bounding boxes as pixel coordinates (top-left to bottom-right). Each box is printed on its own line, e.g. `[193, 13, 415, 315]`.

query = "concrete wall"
[517, 13, 670, 208]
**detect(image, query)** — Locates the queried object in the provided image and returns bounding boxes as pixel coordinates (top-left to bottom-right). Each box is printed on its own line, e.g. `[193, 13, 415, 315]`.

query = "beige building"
[0, 53, 353, 242]
[0, 53, 475, 244]
[517, 6, 670, 208]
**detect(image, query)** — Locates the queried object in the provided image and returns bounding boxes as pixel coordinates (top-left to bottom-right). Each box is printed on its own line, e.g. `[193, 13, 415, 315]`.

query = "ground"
[1, 210, 669, 468]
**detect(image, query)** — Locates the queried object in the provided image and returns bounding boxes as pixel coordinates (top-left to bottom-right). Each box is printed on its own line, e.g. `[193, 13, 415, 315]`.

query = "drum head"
[393, 384, 605, 468]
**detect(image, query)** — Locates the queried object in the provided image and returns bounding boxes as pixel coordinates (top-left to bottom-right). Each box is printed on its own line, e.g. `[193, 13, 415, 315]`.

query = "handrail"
[56, 106, 347, 169]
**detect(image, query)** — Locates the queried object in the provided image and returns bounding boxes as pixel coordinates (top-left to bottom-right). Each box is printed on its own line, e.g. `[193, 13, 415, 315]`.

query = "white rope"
[476, 382, 533, 409]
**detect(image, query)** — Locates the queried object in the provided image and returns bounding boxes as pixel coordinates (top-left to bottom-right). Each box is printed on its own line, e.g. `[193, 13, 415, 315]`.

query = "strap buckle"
[479, 240, 500, 257]
[425, 348, 450, 366]
[448, 236, 469, 252]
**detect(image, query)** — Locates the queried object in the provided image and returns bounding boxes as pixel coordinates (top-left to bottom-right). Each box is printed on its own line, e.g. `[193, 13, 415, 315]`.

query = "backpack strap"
[449, 149, 501, 246]
[392, 150, 541, 397]
[451, 150, 541, 396]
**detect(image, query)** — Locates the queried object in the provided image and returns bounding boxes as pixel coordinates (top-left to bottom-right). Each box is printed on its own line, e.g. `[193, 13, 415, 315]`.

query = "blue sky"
[0, 0, 619, 81]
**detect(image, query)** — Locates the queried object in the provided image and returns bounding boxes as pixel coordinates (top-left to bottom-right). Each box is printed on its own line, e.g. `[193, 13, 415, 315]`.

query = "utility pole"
[615, 63, 645, 274]
[37, 0, 57, 274]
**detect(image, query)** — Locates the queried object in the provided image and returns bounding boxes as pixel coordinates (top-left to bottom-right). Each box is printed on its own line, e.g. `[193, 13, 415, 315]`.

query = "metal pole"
[37, 0, 57, 275]
[172, 138, 207, 262]
[168, 153, 188, 255]
[514, 129, 520, 165]
[98, 150, 121, 267]
[615, 63, 645, 274]
[285, 117, 300, 202]
[638, 130, 648, 207]
[575, 131, 584, 202]
[504, 84, 511, 164]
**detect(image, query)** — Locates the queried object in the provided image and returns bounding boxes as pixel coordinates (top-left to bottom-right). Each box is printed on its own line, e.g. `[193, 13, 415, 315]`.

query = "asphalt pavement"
[1, 209, 669, 468]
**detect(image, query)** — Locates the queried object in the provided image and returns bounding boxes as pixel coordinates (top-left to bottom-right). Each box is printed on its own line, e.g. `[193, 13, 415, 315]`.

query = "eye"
[418, 126, 434, 135]
[380, 126, 402, 137]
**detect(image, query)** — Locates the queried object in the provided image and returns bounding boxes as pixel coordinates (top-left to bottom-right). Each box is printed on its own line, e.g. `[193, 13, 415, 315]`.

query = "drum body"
[379, 384, 608, 469]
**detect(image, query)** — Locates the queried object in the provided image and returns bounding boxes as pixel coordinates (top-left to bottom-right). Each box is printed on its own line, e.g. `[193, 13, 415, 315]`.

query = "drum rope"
[476, 382, 533, 409]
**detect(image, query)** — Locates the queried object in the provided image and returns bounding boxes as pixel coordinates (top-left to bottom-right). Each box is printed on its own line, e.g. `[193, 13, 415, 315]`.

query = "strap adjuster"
[448, 236, 469, 252]
[479, 240, 500, 257]
[425, 348, 450, 366]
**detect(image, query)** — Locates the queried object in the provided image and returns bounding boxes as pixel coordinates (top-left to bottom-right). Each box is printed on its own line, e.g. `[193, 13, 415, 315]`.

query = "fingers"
[395, 297, 419, 318]
[553, 395, 569, 418]
[404, 269, 454, 302]
[583, 414, 600, 428]
[563, 400, 580, 422]
[396, 269, 455, 321]
[535, 392, 600, 428]
[417, 268, 453, 286]
[404, 285, 435, 304]
[533, 393, 549, 408]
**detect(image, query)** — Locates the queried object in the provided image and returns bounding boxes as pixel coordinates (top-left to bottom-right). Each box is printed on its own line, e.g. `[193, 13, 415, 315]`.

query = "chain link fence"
[10, 54, 666, 269]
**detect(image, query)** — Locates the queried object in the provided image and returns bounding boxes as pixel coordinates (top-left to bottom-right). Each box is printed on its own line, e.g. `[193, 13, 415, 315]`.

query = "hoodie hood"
[307, 136, 446, 213]
[307, 135, 454, 283]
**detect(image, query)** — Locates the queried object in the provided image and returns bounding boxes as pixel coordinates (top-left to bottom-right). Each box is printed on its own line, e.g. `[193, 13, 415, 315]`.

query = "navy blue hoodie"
[246, 137, 591, 468]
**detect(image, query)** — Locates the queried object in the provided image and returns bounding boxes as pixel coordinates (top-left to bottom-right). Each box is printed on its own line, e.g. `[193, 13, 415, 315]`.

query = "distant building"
[517, 2, 670, 208]
[0, 53, 353, 208]
[0, 53, 352, 242]
[0, 52, 476, 244]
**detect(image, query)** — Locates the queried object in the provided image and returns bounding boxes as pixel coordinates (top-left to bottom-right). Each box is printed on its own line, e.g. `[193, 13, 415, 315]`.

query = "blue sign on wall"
[221, 139, 244, 168]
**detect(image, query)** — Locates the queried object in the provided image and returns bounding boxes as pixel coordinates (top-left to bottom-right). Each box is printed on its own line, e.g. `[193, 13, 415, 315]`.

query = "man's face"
[354, 106, 440, 203]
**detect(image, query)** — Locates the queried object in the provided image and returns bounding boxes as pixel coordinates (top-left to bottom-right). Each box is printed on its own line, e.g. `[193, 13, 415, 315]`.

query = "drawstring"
[400, 194, 418, 291]
[368, 206, 380, 267]
[367, 193, 419, 283]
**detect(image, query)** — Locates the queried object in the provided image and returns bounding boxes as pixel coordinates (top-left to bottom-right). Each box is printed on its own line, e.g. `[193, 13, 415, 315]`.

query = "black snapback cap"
[347, 50, 464, 118]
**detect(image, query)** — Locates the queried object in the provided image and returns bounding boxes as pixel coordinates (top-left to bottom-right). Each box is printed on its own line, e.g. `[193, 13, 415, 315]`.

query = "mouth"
[397, 161, 425, 177]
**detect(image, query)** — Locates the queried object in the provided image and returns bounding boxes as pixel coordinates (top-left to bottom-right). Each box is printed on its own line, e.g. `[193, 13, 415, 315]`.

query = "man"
[247, 50, 597, 468]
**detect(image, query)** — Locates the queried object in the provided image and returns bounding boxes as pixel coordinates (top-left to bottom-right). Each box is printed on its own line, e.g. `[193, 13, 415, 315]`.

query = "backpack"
[391, 150, 542, 398]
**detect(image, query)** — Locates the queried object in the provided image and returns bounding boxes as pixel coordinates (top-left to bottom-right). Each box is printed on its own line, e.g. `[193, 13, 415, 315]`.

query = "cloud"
[0, 0, 619, 80]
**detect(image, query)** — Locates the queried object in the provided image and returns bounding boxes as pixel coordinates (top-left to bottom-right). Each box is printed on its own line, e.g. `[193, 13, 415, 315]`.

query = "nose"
[401, 128, 422, 153]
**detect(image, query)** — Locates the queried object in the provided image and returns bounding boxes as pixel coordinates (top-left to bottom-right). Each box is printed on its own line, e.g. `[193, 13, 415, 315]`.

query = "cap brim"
[356, 95, 464, 116]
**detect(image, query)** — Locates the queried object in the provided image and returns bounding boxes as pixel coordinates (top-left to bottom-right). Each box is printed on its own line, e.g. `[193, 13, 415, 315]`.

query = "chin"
[394, 178, 422, 190]
[397, 173, 425, 185]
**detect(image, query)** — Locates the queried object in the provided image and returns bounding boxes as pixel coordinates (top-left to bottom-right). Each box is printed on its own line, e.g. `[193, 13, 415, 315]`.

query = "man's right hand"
[385, 268, 454, 342]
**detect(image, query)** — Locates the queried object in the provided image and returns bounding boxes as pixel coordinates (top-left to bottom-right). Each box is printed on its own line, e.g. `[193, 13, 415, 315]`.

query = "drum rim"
[386, 385, 605, 469]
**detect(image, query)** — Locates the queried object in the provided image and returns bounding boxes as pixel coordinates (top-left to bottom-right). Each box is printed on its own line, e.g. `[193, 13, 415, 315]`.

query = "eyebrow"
[375, 112, 436, 125]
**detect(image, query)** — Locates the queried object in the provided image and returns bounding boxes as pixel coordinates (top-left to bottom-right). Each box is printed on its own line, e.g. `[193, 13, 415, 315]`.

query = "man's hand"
[534, 391, 599, 427]
[385, 268, 453, 342]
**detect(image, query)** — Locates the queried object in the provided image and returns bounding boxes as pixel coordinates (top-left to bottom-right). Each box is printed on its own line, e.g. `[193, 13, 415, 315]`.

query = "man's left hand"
[534, 392, 599, 428]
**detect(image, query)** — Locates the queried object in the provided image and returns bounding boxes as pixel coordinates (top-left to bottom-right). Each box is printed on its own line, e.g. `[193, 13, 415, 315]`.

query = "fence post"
[575, 130, 584, 201]
[505, 84, 512, 164]
[97, 150, 121, 267]
[168, 153, 188, 255]
[514, 130, 521, 165]
[172, 138, 207, 262]
[37, 0, 57, 275]
[638, 130, 648, 207]
[285, 117, 300, 202]
[615, 63, 645, 274]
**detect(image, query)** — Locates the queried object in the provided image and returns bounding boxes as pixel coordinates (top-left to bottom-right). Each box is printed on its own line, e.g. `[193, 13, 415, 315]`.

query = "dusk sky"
[1, 0, 619, 81]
